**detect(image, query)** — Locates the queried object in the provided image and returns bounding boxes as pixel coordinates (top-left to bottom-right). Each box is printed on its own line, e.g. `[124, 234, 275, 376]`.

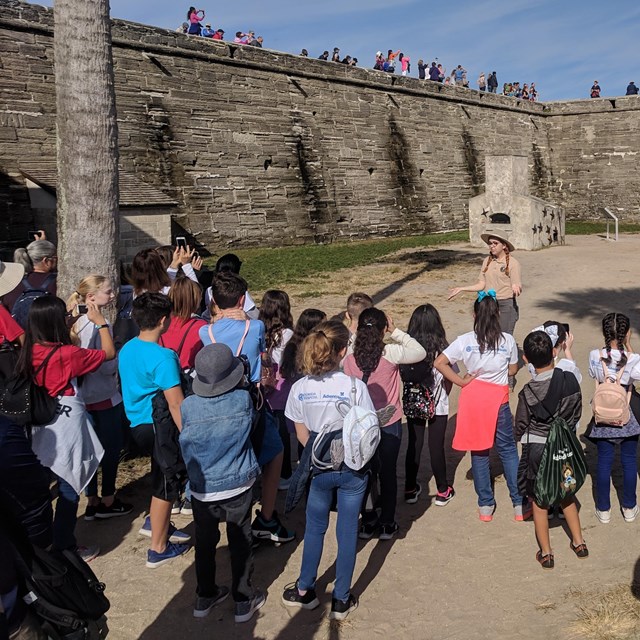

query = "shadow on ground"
[533, 287, 640, 326]
[371, 249, 486, 307]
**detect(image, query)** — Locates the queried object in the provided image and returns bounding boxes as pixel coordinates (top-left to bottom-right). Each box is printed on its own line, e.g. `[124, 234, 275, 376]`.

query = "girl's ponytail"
[601, 312, 630, 368]
[473, 295, 502, 354]
[353, 308, 387, 375]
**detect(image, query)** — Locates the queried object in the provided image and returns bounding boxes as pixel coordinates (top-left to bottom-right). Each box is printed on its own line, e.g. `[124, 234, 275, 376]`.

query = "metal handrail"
[603, 207, 619, 241]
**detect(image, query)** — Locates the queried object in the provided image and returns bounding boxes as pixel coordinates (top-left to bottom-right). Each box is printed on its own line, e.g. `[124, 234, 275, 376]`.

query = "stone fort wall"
[1, 0, 639, 251]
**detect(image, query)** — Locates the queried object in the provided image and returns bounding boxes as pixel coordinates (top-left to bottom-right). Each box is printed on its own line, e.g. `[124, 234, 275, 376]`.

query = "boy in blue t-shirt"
[119, 293, 190, 568]
[200, 272, 294, 544]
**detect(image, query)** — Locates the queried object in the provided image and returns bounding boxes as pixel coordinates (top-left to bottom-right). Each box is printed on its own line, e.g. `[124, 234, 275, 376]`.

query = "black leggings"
[273, 409, 292, 479]
[405, 415, 448, 494]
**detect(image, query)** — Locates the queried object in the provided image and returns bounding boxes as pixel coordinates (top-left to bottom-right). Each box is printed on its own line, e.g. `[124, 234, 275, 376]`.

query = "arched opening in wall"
[263, 157, 272, 170]
[368, 168, 375, 176]
[419, 169, 424, 177]
[489, 213, 511, 224]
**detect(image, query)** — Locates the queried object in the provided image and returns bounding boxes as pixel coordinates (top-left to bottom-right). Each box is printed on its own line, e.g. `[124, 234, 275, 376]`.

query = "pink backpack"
[592, 361, 631, 426]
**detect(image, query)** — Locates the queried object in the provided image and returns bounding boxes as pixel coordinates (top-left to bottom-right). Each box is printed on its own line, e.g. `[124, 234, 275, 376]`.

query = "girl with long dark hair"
[343, 307, 426, 540]
[401, 304, 454, 505]
[17, 296, 116, 561]
[435, 294, 528, 522]
[586, 313, 640, 523]
[131, 248, 171, 296]
[259, 291, 295, 484]
[279, 309, 327, 381]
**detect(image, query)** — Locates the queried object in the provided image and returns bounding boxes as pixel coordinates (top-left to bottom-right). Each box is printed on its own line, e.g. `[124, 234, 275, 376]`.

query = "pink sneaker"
[478, 505, 496, 522]
[514, 502, 533, 522]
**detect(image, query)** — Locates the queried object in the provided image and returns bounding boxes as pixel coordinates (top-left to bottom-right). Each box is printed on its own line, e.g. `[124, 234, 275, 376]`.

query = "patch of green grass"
[205, 231, 468, 291]
[566, 221, 640, 235]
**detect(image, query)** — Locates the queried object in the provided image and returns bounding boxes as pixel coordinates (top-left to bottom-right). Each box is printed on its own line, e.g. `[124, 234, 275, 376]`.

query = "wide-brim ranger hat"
[192, 343, 245, 398]
[0, 260, 25, 297]
[480, 233, 515, 253]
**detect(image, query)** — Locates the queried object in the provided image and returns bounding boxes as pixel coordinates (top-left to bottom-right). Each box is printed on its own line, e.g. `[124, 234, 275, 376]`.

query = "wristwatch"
[95, 324, 109, 330]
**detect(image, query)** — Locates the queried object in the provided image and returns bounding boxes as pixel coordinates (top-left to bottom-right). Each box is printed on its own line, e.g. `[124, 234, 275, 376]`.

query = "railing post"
[603, 207, 618, 242]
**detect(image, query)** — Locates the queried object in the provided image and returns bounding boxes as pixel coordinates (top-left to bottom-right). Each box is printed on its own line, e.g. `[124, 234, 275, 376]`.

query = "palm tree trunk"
[54, 0, 119, 303]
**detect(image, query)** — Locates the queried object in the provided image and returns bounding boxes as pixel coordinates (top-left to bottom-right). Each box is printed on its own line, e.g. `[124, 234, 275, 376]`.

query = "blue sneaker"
[138, 516, 191, 543]
[146, 542, 190, 568]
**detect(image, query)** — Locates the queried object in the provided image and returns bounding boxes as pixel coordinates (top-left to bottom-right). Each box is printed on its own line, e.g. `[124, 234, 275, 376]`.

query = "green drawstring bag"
[534, 415, 587, 507]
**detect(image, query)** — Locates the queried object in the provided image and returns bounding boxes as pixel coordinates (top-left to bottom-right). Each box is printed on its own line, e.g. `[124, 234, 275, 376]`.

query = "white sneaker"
[595, 509, 611, 524]
[622, 505, 639, 523]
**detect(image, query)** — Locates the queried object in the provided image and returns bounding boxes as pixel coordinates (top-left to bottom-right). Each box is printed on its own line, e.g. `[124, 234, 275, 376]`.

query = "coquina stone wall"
[0, 0, 639, 252]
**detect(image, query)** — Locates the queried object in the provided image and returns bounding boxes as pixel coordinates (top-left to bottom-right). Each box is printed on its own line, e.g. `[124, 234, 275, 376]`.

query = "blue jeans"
[53, 476, 79, 550]
[298, 470, 368, 602]
[85, 403, 124, 498]
[470, 403, 523, 507]
[595, 436, 639, 510]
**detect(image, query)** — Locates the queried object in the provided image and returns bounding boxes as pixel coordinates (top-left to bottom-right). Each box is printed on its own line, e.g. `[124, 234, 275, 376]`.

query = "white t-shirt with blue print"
[443, 331, 518, 386]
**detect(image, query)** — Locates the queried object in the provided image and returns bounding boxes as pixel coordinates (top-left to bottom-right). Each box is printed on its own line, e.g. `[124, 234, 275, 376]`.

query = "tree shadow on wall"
[371, 249, 486, 307]
[532, 287, 640, 327]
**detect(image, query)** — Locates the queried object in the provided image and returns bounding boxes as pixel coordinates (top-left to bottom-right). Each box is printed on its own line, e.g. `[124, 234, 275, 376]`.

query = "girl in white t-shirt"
[259, 290, 295, 483]
[400, 304, 455, 507]
[435, 293, 528, 522]
[586, 313, 640, 524]
[283, 320, 374, 620]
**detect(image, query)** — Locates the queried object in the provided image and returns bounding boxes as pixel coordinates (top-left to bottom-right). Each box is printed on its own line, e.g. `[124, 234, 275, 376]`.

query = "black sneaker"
[193, 586, 230, 618]
[171, 500, 182, 515]
[84, 504, 99, 521]
[180, 499, 193, 516]
[251, 510, 295, 543]
[378, 522, 399, 541]
[329, 594, 358, 620]
[281, 582, 320, 610]
[358, 517, 380, 540]
[404, 482, 422, 504]
[94, 498, 134, 519]
[234, 590, 266, 623]
[434, 486, 456, 507]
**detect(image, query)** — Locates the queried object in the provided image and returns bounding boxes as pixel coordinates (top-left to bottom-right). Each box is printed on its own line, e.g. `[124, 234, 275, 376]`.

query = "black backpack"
[12, 543, 110, 639]
[0, 343, 60, 426]
[11, 274, 56, 330]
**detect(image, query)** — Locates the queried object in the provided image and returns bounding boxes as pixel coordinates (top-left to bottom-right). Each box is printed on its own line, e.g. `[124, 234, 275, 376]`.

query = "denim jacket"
[179, 389, 260, 494]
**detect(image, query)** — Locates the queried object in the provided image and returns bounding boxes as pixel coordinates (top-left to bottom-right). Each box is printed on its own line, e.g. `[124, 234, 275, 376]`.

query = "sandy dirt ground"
[76, 235, 640, 640]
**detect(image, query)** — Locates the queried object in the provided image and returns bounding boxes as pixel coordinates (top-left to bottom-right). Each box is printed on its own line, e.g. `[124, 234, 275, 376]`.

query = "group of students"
[2, 230, 640, 636]
[502, 81, 538, 100]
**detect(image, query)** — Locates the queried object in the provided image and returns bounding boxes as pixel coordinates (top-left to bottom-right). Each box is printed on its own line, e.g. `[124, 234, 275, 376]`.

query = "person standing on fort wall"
[487, 71, 498, 93]
[447, 233, 522, 337]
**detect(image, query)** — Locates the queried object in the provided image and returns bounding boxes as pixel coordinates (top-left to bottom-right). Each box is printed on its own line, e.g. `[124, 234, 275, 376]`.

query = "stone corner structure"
[469, 155, 564, 251]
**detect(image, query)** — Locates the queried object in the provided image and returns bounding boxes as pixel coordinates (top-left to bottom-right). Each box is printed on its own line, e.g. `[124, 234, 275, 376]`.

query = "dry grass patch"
[570, 584, 640, 640]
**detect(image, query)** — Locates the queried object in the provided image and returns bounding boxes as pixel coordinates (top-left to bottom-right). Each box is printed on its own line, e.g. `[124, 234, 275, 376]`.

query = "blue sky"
[33, 0, 640, 101]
